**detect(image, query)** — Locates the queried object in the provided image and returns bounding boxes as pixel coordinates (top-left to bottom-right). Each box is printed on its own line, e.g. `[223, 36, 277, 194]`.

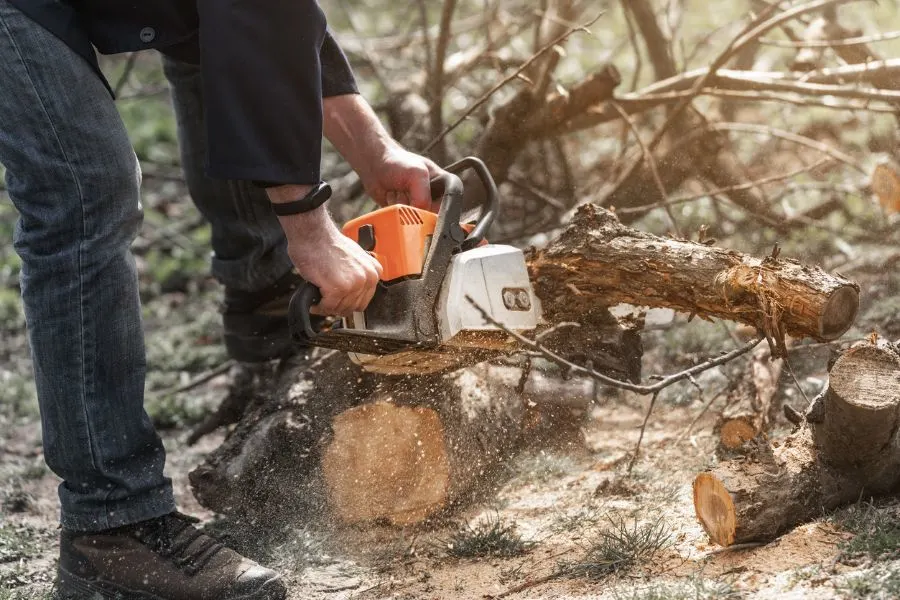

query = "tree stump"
[694, 340, 900, 546]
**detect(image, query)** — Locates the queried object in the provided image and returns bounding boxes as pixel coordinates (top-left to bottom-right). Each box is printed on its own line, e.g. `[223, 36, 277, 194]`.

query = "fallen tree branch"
[601, 0, 856, 207]
[422, 11, 604, 154]
[616, 158, 831, 215]
[569, 58, 900, 133]
[760, 29, 900, 48]
[710, 122, 867, 173]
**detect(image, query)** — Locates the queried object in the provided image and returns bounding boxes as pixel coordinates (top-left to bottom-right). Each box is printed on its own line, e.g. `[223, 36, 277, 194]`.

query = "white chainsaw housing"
[436, 245, 541, 342]
[346, 244, 541, 372]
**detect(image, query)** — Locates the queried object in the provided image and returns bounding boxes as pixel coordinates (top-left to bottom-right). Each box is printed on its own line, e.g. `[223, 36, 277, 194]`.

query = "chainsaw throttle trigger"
[288, 282, 323, 343]
[444, 156, 499, 250]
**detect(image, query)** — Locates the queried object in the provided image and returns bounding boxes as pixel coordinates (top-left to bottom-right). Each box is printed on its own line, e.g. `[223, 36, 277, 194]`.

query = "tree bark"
[716, 344, 785, 450]
[694, 340, 900, 546]
[529, 204, 859, 355]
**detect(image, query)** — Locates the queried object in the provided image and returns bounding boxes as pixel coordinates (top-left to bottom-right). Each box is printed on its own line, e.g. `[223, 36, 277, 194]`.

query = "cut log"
[322, 367, 528, 526]
[716, 344, 785, 450]
[530, 204, 859, 354]
[694, 340, 900, 546]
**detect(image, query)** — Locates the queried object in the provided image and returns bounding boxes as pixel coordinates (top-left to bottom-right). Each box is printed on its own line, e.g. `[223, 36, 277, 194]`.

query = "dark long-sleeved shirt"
[8, 0, 359, 185]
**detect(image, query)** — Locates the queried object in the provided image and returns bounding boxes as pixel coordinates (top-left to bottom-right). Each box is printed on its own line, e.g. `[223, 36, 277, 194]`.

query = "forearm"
[323, 94, 398, 184]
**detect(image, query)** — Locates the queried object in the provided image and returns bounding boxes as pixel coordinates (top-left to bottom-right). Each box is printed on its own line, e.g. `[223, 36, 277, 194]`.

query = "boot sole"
[57, 566, 286, 600]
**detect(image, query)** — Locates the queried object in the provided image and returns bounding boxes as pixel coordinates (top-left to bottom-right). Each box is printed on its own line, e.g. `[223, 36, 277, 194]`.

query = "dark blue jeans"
[0, 0, 291, 531]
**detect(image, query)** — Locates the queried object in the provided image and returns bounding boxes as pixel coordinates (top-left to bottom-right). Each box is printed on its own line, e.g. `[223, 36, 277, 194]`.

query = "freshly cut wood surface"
[322, 401, 451, 526]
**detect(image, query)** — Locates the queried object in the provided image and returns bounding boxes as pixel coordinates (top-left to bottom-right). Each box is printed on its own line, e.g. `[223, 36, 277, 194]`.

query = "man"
[0, 1, 443, 598]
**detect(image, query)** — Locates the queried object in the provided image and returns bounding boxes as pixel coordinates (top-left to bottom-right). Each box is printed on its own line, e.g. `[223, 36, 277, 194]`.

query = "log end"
[321, 401, 450, 526]
[819, 285, 860, 340]
[693, 473, 737, 547]
[718, 417, 758, 450]
[831, 342, 900, 407]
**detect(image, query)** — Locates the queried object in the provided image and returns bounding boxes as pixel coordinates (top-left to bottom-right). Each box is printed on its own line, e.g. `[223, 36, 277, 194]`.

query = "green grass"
[0, 586, 56, 600]
[144, 394, 209, 430]
[560, 515, 673, 580]
[833, 501, 900, 562]
[613, 577, 744, 600]
[0, 371, 39, 422]
[0, 524, 49, 565]
[442, 514, 532, 559]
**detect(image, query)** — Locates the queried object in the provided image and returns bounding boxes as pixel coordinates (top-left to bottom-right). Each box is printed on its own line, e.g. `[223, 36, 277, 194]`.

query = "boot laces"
[133, 512, 225, 576]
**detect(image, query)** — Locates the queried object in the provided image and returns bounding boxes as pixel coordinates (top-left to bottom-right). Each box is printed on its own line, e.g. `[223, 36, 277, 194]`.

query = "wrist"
[266, 184, 315, 204]
[275, 203, 339, 244]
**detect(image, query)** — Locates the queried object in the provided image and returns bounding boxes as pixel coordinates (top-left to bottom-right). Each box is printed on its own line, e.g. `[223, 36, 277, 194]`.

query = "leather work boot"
[57, 511, 286, 600]
[221, 270, 309, 363]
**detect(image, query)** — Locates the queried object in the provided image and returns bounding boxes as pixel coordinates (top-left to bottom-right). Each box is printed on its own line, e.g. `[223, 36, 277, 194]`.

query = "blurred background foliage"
[0, 0, 898, 427]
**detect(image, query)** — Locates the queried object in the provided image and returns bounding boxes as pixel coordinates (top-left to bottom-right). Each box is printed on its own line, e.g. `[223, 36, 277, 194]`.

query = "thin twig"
[711, 122, 867, 173]
[628, 391, 660, 473]
[676, 383, 731, 444]
[760, 29, 900, 48]
[465, 295, 763, 395]
[608, 100, 682, 236]
[784, 355, 812, 406]
[150, 360, 236, 400]
[617, 158, 831, 214]
[421, 11, 604, 153]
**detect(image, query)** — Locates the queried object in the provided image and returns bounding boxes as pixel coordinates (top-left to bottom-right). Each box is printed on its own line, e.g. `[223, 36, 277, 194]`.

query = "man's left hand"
[360, 145, 446, 212]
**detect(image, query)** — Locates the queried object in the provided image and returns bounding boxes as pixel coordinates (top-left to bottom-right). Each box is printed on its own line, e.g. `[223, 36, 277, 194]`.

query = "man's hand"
[358, 145, 444, 211]
[267, 185, 382, 316]
[324, 94, 447, 212]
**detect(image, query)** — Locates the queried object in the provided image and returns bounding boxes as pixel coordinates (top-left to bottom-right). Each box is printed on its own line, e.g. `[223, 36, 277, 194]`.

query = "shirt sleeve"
[197, 0, 326, 184]
[321, 30, 359, 98]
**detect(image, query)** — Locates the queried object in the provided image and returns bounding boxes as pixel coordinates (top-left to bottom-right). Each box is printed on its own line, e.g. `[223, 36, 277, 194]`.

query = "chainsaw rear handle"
[289, 281, 323, 343]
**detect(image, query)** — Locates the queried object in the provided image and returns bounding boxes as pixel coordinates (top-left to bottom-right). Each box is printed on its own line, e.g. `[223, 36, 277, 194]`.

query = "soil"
[1, 366, 886, 600]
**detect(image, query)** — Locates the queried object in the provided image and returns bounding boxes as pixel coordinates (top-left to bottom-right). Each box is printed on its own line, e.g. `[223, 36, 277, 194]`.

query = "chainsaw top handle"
[444, 156, 499, 251]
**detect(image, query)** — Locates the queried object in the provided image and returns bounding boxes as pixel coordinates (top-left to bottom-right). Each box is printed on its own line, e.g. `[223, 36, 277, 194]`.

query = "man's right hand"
[267, 185, 382, 316]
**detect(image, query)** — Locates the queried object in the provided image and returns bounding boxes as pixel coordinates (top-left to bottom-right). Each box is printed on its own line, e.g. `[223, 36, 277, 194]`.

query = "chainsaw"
[287, 157, 542, 375]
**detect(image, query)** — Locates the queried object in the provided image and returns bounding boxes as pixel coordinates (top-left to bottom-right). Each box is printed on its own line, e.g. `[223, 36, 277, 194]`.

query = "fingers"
[309, 251, 382, 317]
[407, 164, 434, 211]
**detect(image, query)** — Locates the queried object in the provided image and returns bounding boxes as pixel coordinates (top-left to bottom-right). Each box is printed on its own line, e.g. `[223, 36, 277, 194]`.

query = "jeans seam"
[1, 12, 102, 500]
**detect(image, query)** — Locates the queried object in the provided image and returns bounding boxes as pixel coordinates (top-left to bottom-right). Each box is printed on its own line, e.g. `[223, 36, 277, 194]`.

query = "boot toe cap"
[233, 565, 286, 600]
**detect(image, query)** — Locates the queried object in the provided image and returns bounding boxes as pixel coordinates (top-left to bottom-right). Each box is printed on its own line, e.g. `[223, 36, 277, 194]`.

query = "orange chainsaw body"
[342, 205, 476, 282]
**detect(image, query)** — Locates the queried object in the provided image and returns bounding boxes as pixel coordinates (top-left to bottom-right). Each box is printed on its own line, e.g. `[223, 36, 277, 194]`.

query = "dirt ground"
[3, 343, 898, 600]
